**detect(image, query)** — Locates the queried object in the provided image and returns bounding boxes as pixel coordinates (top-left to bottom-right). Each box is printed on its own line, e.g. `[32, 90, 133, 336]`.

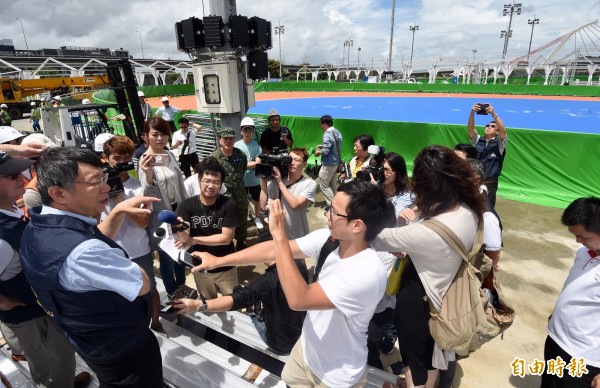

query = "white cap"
[94, 133, 115, 152]
[138, 91, 145, 97]
[240, 117, 255, 127]
[53, 96, 62, 101]
[161, 96, 169, 102]
[0, 126, 25, 144]
[267, 109, 280, 117]
[82, 98, 91, 105]
[0, 104, 7, 108]
[21, 133, 57, 148]
[30, 101, 36, 106]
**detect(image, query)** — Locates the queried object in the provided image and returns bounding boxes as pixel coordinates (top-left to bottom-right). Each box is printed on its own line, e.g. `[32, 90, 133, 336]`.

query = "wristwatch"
[198, 294, 208, 313]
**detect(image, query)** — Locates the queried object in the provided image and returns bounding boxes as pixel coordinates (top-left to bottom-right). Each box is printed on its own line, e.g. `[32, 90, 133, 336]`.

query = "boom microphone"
[157, 210, 189, 233]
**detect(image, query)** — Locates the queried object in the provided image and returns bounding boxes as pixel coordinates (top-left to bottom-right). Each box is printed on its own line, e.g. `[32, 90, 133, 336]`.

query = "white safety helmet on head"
[161, 96, 169, 102]
[82, 98, 91, 105]
[0, 104, 7, 108]
[21, 133, 58, 148]
[0, 126, 25, 144]
[30, 101, 37, 106]
[94, 133, 115, 152]
[53, 96, 62, 101]
[267, 109, 279, 118]
[240, 117, 255, 127]
[138, 91, 145, 97]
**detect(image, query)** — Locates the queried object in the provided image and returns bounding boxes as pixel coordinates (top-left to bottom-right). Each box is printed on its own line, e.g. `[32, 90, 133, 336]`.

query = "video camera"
[355, 145, 386, 188]
[255, 147, 292, 179]
[103, 161, 135, 197]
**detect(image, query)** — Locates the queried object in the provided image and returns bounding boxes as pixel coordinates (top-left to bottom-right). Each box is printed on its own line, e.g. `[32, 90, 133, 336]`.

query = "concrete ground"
[10, 117, 578, 387]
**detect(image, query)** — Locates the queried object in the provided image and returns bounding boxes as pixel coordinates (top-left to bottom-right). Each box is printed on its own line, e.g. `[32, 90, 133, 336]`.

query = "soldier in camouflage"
[211, 127, 248, 250]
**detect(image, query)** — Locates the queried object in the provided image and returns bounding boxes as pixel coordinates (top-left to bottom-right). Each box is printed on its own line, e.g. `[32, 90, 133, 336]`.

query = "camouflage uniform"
[211, 147, 248, 246]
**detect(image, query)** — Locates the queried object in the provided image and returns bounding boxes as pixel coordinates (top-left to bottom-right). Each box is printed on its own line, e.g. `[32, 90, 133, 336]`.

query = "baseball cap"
[82, 98, 91, 105]
[138, 91, 145, 97]
[0, 126, 25, 144]
[94, 133, 115, 152]
[161, 96, 169, 102]
[0, 150, 35, 175]
[218, 127, 236, 138]
[240, 117, 255, 127]
[267, 109, 279, 118]
[21, 133, 57, 148]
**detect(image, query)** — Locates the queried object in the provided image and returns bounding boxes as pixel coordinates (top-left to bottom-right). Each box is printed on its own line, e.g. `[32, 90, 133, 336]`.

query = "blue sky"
[1, 0, 598, 70]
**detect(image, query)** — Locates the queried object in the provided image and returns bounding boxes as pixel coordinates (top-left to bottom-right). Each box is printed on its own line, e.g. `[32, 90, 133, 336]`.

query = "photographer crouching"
[258, 148, 317, 240]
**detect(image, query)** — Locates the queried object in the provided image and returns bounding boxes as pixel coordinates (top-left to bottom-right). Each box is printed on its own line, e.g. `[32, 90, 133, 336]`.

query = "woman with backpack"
[372, 145, 487, 388]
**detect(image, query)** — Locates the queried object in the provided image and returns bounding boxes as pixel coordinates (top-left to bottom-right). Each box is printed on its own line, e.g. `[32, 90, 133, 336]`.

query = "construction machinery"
[0, 75, 110, 119]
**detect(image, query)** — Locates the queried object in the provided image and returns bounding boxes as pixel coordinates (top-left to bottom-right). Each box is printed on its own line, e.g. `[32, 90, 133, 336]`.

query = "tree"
[268, 59, 282, 78]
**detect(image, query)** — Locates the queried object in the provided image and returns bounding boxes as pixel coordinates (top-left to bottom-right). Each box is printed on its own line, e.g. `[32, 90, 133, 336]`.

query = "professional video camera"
[103, 161, 135, 196]
[355, 145, 386, 188]
[255, 147, 292, 179]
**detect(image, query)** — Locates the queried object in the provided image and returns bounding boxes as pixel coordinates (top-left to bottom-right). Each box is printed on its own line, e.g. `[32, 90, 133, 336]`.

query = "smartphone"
[148, 154, 170, 167]
[161, 301, 181, 314]
[476, 103, 490, 115]
[179, 250, 201, 269]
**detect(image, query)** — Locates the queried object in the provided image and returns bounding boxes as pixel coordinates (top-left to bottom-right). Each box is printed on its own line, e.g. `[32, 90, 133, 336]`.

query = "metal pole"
[16, 18, 29, 52]
[409, 25, 419, 66]
[358, 47, 361, 67]
[501, 2, 522, 59]
[275, 22, 285, 78]
[201, 0, 205, 17]
[527, 17, 539, 64]
[135, 30, 145, 59]
[387, 0, 396, 73]
[472, 49, 477, 63]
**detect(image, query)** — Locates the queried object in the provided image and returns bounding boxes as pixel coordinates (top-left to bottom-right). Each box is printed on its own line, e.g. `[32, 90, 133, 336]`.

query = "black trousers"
[83, 331, 163, 388]
[484, 178, 499, 209]
[179, 152, 200, 178]
[541, 336, 600, 388]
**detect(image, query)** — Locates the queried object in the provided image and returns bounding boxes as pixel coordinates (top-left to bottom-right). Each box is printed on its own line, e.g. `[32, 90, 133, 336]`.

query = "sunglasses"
[0, 173, 22, 180]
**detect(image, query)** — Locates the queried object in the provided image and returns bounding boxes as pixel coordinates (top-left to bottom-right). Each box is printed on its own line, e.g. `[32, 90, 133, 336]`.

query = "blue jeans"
[32, 119, 41, 132]
[250, 316, 268, 346]
[158, 250, 186, 294]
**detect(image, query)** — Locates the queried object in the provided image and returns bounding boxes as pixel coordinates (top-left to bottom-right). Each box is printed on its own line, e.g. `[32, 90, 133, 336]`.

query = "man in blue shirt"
[19, 147, 163, 387]
[314, 115, 342, 209]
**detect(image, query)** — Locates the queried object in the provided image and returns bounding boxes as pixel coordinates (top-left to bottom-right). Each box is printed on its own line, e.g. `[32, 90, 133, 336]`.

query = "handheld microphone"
[153, 222, 172, 239]
[157, 210, 189, 233]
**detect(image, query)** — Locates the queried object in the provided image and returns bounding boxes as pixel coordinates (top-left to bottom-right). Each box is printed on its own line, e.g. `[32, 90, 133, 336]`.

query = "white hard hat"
[21, 133, 57, 148]
[82, 98, 91, 105]
[161, 96, 169, 102]
[0, 126, 25, 144]
[138, 91, 145, 97]
[240, 117, 255, 127]
[0, 104, 7, 108]
[267, 109, 279, 117]
[30, 101, 36, 106]
[53, 96, 62, 101]
[94, 133, 115, 152]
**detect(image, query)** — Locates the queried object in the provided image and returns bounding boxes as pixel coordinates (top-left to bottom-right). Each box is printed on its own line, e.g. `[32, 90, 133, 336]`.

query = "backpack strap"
[312, 235, 340, 282]
[421, 219, 484, 265]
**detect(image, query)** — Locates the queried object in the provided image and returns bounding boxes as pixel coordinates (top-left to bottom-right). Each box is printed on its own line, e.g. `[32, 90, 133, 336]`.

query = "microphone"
[153, 222, 172, 239]
[157, 210, 189, 233]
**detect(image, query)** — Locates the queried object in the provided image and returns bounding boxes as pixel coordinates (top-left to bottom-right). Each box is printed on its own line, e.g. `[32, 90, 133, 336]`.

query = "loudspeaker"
[203, 16, 224, 47]
[181, 17, 204, 49]
[247, 50, 268, 80]
[229, 15, 249, 48]
[249, 17, 272, 49]
[175, 22, 185, 51]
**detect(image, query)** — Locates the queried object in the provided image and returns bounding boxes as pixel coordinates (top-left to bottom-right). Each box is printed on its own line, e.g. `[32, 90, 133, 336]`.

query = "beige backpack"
[421, 219, 515, 357]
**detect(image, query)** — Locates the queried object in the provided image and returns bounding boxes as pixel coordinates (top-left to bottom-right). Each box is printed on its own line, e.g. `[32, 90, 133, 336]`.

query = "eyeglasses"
[75, 173, 109, 188]
[200, 179, 222, 186]
[0, 173, 21, 180]
[485, 124, 497, 128]
[324, 207, 348, 219]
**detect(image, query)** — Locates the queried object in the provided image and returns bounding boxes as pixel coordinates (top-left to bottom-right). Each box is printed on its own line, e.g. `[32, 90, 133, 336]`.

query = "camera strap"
[181, 131, 191, 155]
[278, 176, 304, 200]
[313, 235, 340, 282]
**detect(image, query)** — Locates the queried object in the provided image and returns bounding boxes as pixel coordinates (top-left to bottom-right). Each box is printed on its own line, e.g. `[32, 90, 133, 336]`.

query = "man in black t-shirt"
[259, 109, 293, 154]
[176, 157, 239, 299]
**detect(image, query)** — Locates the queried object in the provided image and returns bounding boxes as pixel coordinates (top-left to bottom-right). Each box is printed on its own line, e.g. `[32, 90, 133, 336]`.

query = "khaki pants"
[318, 164, 339, 207]
[281, 340, 368, 388]
[192, 267, 238, 299]
[1, 316, 76, 388]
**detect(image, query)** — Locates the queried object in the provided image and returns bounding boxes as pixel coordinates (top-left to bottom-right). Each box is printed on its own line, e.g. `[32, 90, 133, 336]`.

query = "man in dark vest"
[468, 103, 508, 209]
[0, 150, 91, 387]
[19, 147, 163, 387]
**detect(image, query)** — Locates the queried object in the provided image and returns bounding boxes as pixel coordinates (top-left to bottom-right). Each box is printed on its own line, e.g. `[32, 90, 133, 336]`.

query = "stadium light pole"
[409, 25, 419, 66]
[135, 30, 145, 59]
[472, 49, 477, 63]
[275, 22, 285, 78]
[388, 0, 396, 73]
[501, 1, 522, 59]
[527, 17, 540, 64]
[344, 38, 353, 67]
[358, 47, 361, 66]
[15, 18, 29, 53]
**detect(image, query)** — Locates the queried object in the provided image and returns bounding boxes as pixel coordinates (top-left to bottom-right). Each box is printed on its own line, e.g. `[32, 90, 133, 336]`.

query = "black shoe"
[74, 371, 91, 388]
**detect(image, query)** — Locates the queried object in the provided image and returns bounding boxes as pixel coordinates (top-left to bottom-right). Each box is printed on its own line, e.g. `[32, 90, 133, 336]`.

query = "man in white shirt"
[155, 96, 181, 133]
[543, 197, 600, 388]
[138, 91, 153, 121]
[171, 117, 200, 178]
[185, 180, 395, 387]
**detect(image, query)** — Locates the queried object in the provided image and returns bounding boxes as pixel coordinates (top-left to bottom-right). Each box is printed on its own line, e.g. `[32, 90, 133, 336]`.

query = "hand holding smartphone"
[148, 154, 170, 167]
[161, 301, 182, 314]
[476, 103, 490, 115]
[179, 251, 202, 269]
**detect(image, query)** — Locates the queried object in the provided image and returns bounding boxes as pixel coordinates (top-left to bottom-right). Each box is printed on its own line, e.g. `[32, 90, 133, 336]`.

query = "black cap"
[0, 150, 35, 175]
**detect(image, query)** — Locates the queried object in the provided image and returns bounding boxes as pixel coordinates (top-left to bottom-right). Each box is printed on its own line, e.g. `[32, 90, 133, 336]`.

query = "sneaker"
[380, 325, 398, 355]
[254, 217, 264, 230]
